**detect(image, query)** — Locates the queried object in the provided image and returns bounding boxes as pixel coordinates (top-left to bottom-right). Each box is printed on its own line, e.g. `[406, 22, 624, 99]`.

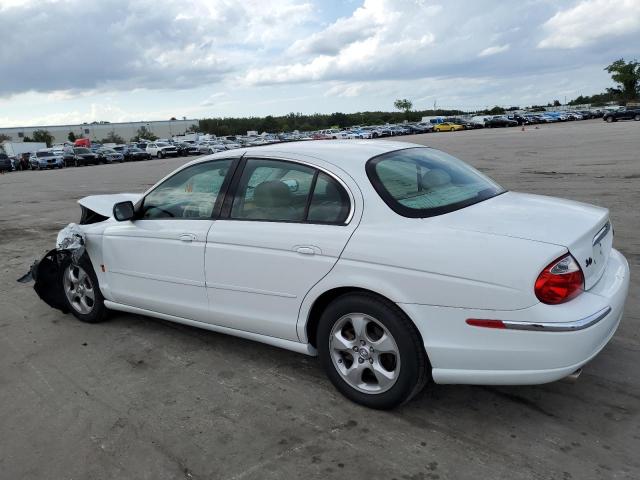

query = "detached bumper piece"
[18, 249, 70, 313]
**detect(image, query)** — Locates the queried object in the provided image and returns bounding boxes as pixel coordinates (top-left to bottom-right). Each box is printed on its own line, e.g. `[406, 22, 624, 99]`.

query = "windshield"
[74, 148, 90, 154]
[37, 151, 54, 157]
[366, 147, 505, 218]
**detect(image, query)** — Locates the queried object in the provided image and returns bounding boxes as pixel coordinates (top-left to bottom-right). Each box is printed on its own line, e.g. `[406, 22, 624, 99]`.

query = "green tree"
[605, 58, 640, 100]
[101, 132, 125, 144]
[553, 99, 561, 107]
[394, 98, 413, 113]
[0, 133, 12, 142]
[486, 105, 506, 115]
[68, 131, 77, 142]
[32, 129, 54, 147]
[131, 126, 158, 142]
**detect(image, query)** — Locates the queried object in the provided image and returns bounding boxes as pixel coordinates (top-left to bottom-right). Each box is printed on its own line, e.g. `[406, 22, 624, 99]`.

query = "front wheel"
[606, 116, 614, 123]
[62, 256, 108, 323]
[634, 114, 640, 121]
[157, 151, 164, 159]
[317, 293, 429, 409]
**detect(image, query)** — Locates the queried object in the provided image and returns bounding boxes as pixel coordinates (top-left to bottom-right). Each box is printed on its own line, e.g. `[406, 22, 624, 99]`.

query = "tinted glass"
[37, 152, 54, 157]
[307, 173, 350, 224]
[142, 160, 232, 219]
[231, 159, 314, 222]
[367, 147, 504, 217]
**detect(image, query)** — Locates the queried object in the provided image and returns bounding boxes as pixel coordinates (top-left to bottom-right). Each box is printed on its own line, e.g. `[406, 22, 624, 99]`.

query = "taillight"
[535, 254, 584, 304]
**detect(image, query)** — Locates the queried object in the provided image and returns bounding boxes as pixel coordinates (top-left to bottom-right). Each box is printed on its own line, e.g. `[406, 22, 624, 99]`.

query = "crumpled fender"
[18, 223, 87, 313]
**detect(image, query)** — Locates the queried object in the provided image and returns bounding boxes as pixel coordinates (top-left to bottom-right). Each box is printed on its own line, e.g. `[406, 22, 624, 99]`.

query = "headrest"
[421, 169, 451, 189]
[254, 181, 292, 208]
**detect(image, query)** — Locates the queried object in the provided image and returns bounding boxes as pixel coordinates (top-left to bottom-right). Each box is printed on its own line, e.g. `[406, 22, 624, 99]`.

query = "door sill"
[103, 300, 317, 356]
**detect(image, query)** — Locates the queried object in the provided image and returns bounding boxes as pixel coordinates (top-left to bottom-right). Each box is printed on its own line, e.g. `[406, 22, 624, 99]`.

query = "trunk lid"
[435, 191, 612, 290]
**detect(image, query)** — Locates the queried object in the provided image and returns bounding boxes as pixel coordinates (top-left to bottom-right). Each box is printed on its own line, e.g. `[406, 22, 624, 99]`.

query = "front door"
[102, 158, 235, 321]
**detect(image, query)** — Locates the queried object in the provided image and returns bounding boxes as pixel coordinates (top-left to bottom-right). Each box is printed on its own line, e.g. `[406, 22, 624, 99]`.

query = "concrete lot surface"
[1, 119, 638, 479]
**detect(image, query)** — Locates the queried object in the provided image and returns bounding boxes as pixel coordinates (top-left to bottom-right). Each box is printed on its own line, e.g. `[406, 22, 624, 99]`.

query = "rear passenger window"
[231, 159, 315, 222]
[230, 159, 350, 224]
[307, 173, 350, 224]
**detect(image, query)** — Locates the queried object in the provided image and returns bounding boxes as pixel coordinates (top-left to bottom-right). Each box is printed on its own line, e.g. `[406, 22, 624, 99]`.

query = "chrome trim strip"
[502, 306, 611, 332]
[593, 221, 611, 246]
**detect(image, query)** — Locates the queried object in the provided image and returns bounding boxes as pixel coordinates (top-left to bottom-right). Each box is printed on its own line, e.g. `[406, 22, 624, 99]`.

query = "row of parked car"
[2, 107, 637, 173]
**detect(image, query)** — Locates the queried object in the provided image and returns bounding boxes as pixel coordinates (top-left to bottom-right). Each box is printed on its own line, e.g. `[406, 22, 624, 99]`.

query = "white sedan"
[33, 141, 629, 409]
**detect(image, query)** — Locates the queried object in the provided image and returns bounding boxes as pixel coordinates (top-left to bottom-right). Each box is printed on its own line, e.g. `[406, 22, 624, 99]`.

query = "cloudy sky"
[0, 0, 639, 127]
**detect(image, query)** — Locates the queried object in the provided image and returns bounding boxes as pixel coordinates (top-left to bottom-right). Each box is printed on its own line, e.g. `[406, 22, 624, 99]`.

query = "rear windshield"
[37, 151, 54, 157]
[366, 147, 504, 218]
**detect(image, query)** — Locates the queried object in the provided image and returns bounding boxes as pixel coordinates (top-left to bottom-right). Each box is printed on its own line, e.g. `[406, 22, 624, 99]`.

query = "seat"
[250, 180, 300, 221]
[308, 181, 346, 223]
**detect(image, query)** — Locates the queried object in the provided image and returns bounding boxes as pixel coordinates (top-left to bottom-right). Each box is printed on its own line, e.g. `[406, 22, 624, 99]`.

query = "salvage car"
[146, 142, 179, 158]
[73, 147, 100, 167]
[434, 122, 464, 132]
[23, 141, 629, 409]
[0, 152, 12, 172]
[98, 148, 125, 163]
[124, 147, 152, 161]
[602, 107, 640, 122]
[29, 150, 65, 170]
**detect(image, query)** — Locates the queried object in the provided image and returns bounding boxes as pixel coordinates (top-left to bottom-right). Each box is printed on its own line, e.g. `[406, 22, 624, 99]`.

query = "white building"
[0, 119, 199, 144]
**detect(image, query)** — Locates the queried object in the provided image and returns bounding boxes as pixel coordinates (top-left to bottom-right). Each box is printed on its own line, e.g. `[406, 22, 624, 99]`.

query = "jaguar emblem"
[585, 257, 593, 267]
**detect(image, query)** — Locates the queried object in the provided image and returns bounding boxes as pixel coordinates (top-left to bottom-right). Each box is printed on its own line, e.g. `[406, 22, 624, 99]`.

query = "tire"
[606, 116, 613, 123]
[158, 151, 164, 159]
[75, 159, 80, 167]
[61, 255, 108, 323]
[634, 114, 640, 121]
[317, 292, 429, 409]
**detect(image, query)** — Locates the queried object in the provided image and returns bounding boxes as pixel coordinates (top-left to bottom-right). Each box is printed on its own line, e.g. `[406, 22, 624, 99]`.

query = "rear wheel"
[317, 293, 428, 409]
[634, 114, 640, 121]
[62, 256, 108, 323]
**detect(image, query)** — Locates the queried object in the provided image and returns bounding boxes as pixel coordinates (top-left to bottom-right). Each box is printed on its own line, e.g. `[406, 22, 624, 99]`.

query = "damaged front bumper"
[18, 223, 87, 313]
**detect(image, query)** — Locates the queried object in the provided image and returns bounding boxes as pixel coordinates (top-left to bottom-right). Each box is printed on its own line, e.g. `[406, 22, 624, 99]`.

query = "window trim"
[221, 156, 354, 226]
[135, 157, 241, 221]
[366, 147, 506, 219]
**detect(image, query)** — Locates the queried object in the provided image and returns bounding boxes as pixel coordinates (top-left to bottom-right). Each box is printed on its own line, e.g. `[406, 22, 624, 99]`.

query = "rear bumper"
[399, 249, 630, 385]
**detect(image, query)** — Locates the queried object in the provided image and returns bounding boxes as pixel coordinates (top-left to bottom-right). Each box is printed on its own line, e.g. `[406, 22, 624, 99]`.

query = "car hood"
[78, 193, 142, 218]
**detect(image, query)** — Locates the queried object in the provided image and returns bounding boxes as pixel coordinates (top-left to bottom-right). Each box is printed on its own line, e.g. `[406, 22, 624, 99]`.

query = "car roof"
[240, 140, 422, 164]
[185, 140, 426, 178]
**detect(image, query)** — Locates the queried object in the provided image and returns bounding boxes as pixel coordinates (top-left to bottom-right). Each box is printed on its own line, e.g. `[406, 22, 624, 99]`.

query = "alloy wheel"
[63, 264, 95, 315]
[329, 313, 401, 394]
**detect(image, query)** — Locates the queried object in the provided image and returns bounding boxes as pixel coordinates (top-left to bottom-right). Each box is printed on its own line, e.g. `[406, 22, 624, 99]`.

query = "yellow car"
[434, 122, 464, 132]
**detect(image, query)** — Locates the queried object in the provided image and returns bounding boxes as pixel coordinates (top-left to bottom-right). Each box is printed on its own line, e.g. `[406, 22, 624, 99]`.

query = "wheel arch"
[303, 286, 425, 353]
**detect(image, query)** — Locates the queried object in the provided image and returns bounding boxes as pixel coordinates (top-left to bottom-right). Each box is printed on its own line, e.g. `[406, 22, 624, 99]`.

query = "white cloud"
[538, 0, 640, 49]
[478, 44, 510, 57]
[0, 0, 314, 97]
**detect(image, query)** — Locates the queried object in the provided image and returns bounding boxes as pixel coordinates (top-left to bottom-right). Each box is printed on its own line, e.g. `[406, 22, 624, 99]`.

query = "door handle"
[295, 246, 316, 255]
[178, 233, 197, 242]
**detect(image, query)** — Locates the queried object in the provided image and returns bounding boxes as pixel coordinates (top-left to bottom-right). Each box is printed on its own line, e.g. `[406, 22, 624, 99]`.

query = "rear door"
[204, 156, 359, 341]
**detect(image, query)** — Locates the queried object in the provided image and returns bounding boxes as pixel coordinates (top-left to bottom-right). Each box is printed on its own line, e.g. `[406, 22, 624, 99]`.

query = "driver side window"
[142, 159, 232, 219]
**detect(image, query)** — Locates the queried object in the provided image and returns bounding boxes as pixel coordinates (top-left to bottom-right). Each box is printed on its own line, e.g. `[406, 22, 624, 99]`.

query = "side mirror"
[113, 201, 135, 222]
